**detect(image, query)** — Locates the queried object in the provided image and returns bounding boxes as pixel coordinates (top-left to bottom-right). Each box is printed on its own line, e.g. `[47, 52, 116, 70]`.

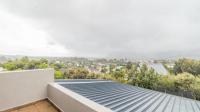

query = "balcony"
[1, 69, 200, 112]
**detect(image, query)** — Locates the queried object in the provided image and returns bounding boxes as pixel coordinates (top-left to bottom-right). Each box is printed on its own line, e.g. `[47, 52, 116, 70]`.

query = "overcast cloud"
[0, 0, 200, 59]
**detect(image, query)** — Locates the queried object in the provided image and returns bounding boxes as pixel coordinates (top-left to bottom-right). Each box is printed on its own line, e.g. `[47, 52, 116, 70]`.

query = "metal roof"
[58, 80, 200, 112]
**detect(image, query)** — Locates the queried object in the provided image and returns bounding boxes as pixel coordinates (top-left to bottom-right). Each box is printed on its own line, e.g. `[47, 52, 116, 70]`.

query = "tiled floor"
[7, 100, 60, 112]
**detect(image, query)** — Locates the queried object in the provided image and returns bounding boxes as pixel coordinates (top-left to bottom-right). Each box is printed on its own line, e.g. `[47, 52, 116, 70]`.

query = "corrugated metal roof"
[59, 80, 200, 112]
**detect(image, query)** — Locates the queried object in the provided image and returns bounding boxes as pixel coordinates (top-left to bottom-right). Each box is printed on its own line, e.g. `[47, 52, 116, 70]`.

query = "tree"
[157, 75, 176, 92]
[38, 63, 48, 69]
[175, 72, 195, 91]
[2, 61, 17, 70]
[24, 60, 36, 69]
[112, 69, 125, 80]
[173, 58, 200, 75]
[50, 63, 64, 70]
[109, 64, 115, 73]
[39, 58, 48, 64]
[127, 64, 137, 81]
[55, 70, 63, 79]
[101, 66, 107, 73]
[190, 76, 200, 100]
[21, 56, 29, 63]
[130, 64, 159, 89]
[66, 67, 89, 79]
[126, 61, 132, 70]
[2, 57, 50, 70]
[75, 68, 89, 79]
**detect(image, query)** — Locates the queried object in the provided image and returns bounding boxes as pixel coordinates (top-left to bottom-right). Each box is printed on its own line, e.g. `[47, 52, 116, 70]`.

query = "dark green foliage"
[112, 70, 125, 80]
[126, 61, 132, 70]
[2, 60, 18, 70]
[66, 67, 89, 79]
[100, 66, 107, 73]
[50, 63, 64, 70]
[2, 57, 49, 70]
[156, 73, 200, 100]
[129, 64, 159, 89]
[174, 58, 200, 75]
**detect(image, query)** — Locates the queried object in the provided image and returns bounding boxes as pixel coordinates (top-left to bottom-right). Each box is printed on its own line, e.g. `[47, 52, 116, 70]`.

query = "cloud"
[0, 0, 200, 58]
[0, 9, 71, 57]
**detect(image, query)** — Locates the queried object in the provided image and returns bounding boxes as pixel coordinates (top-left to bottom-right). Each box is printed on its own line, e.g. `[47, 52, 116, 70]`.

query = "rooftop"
[58, 80, 200, 112]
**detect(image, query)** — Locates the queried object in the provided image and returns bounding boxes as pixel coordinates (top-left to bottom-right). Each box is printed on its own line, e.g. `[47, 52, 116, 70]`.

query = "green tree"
[130, 64, 159, 89]
[112, 69, 125, 80]
[101, 66, 107, 73]
[126, 61, 132, 70]
[190, 76, 200, 100]
[173, 58, 200, 75]
[39, 58, 48, 64]
[66, 67, 89, 79]
[175, 72, 195, 91]
[157, 75, 176, 92]
[38, 63, 48, 69]
[127, 64, 137, 81]
[50, 63, 64, 70]
[21, 56, 29, 63]
[109, 64, 115, 73]
[2, 60, 17, 70]
[55, 70, 63, 79]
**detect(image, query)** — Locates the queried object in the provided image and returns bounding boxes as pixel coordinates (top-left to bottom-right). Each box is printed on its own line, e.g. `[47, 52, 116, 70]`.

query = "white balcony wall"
[48, 83, 113, 112]
[0, 69, 54, 111]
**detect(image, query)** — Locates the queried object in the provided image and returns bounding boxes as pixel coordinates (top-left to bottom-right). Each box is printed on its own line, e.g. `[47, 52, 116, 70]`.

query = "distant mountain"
[0, 54, 25, 63]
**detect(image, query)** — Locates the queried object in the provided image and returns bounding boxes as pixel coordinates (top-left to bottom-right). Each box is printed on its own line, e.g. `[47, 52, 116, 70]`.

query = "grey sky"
[0, 0, 200, 59]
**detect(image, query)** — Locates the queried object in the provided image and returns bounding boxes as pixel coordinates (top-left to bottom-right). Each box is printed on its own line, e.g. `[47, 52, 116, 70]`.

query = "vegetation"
[173, 58, 200, 75]
[1, 57, 200, 100]
[2, 57, 49, 70]
[129, 64, 159, 90]
[54, 70, 63, 79]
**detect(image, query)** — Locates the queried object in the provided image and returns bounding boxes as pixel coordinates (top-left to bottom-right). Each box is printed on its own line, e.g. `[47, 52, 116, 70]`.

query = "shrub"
[157, 75, 176, 92]
[175, 72, 195, 91]
[190, 76, 200, 100]
[55, 70, 63, 79]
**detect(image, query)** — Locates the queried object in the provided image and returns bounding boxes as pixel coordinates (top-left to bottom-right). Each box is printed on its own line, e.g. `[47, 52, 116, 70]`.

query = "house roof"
[58, 80, 200, 112]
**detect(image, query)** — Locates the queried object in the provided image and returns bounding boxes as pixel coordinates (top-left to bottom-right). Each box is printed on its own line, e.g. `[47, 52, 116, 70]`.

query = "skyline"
[0, 0, 200, 59]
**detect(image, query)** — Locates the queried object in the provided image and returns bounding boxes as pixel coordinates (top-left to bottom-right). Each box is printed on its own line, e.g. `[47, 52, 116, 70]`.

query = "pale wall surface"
[48, 83, 113, 112]
[0, 69, 54, 111]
